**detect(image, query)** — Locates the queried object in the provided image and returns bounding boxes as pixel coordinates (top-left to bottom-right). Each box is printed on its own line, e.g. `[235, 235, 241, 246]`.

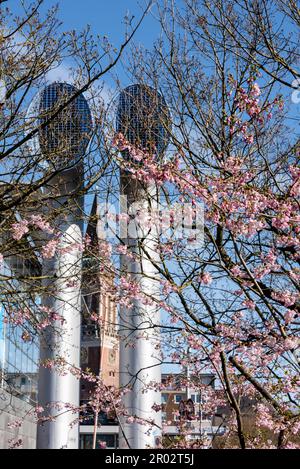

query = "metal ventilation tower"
[116, 84, 170, 449]
[30, 82, 92, 449]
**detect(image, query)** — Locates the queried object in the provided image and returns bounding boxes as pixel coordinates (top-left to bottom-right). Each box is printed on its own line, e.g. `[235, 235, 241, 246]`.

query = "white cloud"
[45, 63, 73, 84]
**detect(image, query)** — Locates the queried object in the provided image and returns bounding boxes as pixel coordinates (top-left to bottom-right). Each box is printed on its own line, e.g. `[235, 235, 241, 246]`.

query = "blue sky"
[49, 0, 161, 47]
[30, 1, 169, 98]
[36, 0, 162, 62]
[10, 1, 166, 91]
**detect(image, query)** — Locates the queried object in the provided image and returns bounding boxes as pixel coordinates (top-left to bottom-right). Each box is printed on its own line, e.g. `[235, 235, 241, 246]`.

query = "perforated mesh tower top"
[116, 84, 170, 156]
[38, 83, 92, 169]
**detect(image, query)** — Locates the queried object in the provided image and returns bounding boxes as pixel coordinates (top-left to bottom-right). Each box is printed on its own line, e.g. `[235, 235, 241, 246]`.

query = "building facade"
[161, 372, 225, 447]
[79, 195, 119, 449]
[0, 248, 40, 448]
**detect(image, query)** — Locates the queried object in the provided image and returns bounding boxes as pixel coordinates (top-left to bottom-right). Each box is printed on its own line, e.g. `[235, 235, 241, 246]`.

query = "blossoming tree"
[106, 0, 300, 449]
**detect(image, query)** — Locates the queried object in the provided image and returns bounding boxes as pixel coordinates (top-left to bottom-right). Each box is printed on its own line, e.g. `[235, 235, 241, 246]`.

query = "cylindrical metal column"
[116, 83, 169, 449]
[37, 170, 83, 449]
[119, 176, 161, 449]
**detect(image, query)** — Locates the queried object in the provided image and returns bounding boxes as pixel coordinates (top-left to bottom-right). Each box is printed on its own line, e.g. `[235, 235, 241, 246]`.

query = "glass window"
[174, 394, 183, 403]
[191, 393, 201, 403]
[96, 434, 115, 448]
[79, 434, 117, 449]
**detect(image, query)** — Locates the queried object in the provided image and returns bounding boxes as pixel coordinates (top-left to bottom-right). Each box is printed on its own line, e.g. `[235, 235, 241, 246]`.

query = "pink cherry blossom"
[7, 419, 23, 429]
[242, 300, 256, 310]
[11, 219, 29, 240]
[41, 239, 59, 259]
[30, 214, 54, 234]
[8, 438, 23, 449]
[199, 272, 212, 285]
[284, 310, 296, 324]
[116, 244, 128, 255]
